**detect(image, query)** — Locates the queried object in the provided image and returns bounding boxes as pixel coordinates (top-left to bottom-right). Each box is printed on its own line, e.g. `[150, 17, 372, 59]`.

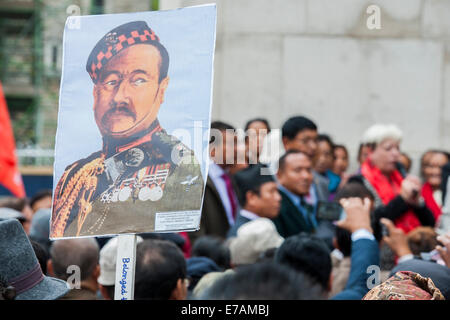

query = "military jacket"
[51, 125, 204, 237]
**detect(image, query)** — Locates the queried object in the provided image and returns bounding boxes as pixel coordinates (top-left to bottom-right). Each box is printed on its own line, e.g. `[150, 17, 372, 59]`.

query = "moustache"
[101, 102, 136, 126]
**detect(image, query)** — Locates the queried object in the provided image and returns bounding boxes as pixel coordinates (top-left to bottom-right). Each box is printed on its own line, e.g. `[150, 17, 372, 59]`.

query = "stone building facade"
[2, 0, 450, 174]
[161, 0, 450, 174]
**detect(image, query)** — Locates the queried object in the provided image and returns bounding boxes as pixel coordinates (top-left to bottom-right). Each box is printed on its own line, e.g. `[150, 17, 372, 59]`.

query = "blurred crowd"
[1, 115, 450, 300]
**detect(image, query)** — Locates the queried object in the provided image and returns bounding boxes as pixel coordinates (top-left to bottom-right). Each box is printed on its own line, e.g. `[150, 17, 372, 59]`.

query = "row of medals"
[101, 182, 164, 203]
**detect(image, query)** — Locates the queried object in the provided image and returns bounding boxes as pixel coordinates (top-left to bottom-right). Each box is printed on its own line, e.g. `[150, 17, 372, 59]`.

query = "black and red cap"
[86, 21, 169, 83]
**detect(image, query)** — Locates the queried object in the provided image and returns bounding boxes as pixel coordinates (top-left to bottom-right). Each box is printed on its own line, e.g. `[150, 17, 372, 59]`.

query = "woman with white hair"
[357, 124, 435, 234]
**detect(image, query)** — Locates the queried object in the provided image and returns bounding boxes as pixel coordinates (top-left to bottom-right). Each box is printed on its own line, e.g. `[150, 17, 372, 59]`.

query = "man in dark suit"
[188, 122, 240, 244]
[281, 116, 329, 202]
[281, 116, 336, 249]
[272, 150, 316, 238]
[227, 164, 281, 237]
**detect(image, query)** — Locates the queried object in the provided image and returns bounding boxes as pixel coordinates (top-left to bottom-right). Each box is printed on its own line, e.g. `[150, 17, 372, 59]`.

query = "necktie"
[221, 173, 237, 219]
[300, 197, 316, 230]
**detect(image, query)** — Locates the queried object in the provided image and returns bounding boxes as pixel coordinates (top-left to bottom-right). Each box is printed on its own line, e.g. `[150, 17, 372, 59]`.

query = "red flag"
[0, 82, 26, 197]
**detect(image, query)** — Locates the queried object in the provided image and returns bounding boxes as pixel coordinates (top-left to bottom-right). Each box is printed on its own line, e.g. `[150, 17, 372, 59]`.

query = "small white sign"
[155, 211, 201, 231]
[114, 234, 137, 300]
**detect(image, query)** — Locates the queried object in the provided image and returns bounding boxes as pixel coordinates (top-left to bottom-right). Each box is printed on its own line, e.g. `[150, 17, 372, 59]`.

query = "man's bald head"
[50, 238, 99, 281]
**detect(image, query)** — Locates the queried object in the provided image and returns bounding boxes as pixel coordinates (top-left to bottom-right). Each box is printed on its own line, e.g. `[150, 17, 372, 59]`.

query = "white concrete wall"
[159, 0, 450, 174]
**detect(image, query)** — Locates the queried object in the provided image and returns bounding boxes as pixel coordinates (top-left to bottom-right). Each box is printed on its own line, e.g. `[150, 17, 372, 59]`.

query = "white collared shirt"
[208, 161, 235, 226]
[240, 209, 260, 221]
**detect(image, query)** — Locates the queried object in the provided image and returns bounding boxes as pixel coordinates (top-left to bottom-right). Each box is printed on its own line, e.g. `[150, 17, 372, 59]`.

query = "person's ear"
[92, 264, 100, 280]
[282, 137, 289, 149]
[276, 168, 284, 183]
[246, 191, 257, 208]
[47, 260, 54, 277]
[169, 278, 187, 300]
[210, 142, 216, 158]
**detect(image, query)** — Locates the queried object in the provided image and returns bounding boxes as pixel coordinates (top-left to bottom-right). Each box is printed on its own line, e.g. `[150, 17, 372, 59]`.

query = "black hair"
[209, 121, 235, 144]
[200, 262, 324, 300]
[31, 240, 49, 275]
[210, 121, 235, 132]
[233, 163, 275, 207]
[334, 226, 352, 257]
[334, 181, 375, 203]
[275, 233, 331, 290]
[139, 232, 185, 250]
[400, 152, 412, 172]
[191, 236, 231, 270]
[50, 239, 99, 281]
[357, 143, 369, 163]
[244, 118, 271, 133]
[236, 184, 262, 207]
[334, 178, 383, 242]
[135, 239, 186, 300]
[30, 189, 52, 210]
[278, 149, 309, 172]
[317, 134, 335, 153]
[0, 197, 29, 212]
[334, 144, 349, 157]
[281, 116, 317, 140]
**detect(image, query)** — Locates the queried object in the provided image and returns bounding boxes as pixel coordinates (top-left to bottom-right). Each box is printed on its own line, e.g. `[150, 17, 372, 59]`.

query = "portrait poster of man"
[51, 5, 216, 239]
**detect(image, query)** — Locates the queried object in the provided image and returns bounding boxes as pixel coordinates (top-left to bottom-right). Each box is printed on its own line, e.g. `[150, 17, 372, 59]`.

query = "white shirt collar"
[209, 161, 225, 179]
[240, 209, 260, 221]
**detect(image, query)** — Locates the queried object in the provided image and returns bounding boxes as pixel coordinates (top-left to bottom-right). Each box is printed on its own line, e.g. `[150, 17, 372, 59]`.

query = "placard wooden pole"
[114, 234, 137, 300]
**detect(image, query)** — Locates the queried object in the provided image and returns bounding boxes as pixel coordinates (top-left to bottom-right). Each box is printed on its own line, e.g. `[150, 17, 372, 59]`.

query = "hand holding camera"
[336, 197, 372, 234]
[400, 175, 421, 206]
[380, 218, 412, 258]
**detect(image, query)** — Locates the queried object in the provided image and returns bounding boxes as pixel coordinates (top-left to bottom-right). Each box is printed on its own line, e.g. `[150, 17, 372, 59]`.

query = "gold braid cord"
[51, 155, 105, 237]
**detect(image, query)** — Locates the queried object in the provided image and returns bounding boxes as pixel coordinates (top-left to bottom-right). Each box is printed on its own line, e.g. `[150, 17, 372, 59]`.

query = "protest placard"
[50, 5, 216, 239]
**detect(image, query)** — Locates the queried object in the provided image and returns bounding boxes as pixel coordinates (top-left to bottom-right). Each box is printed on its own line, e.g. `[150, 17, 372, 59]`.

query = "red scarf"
[361, 159, 421, 233]
[421, 182, 442, 221]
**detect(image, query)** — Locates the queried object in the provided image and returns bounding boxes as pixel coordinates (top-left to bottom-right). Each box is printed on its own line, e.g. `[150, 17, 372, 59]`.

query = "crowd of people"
[1, 115, 450, 300]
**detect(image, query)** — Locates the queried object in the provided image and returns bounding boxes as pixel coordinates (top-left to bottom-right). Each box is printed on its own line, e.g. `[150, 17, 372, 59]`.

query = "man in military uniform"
[51, 21, 204, 238]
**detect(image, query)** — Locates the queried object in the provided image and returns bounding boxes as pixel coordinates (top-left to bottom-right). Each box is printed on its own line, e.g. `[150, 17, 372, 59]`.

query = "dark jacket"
[372, 195, 435, 235]
[226, 212, 252, 238]
[441, 162, 450, 204]
[348, 175, 435, 238]
[272, 188, 314, 238]
[313, 171, 330, 201]
[332, 238, 380, 300]
[188, 175, 233, 244]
